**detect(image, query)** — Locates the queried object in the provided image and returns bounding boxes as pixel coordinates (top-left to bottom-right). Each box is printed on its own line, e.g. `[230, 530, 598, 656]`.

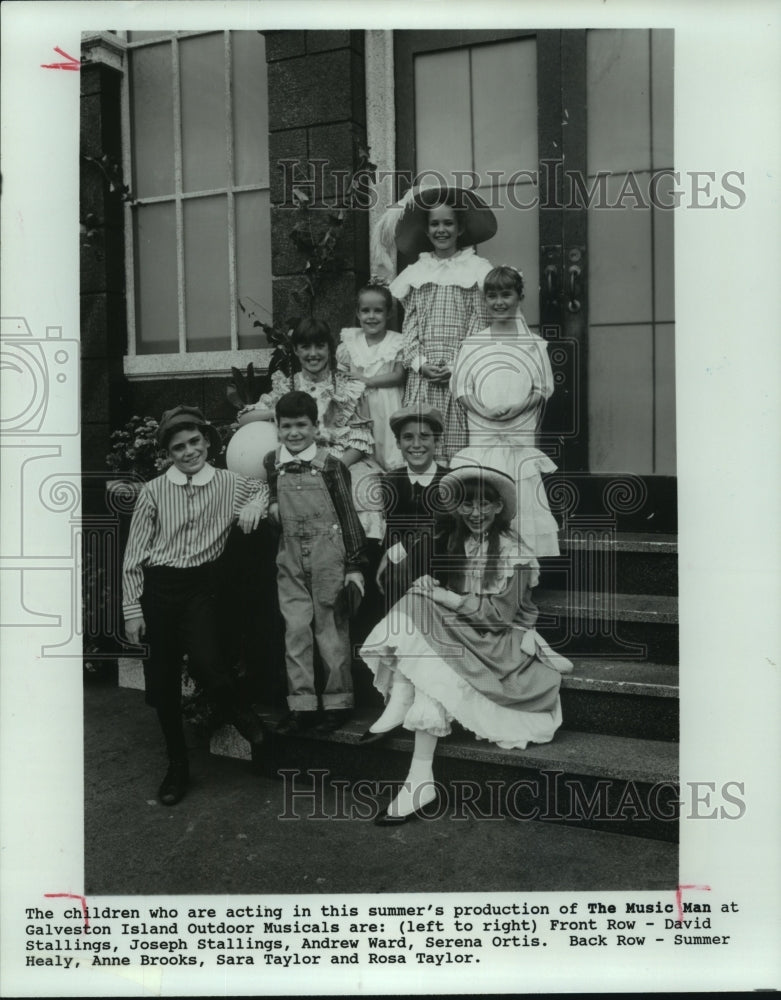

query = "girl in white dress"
[336, 282, 404, 471]
[452, 266, 560, 558]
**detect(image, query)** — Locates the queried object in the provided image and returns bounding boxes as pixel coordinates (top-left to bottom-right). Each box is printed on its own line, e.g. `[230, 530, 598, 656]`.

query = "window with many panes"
[122, 30, 272, 376]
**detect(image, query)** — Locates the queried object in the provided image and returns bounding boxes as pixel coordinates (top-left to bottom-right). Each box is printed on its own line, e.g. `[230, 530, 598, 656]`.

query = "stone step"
[535, 590, 679, 664]
[561, 659, 678, 741]
[114, 661, 679, 839]
[541, 531, 678, 596]
[119, 652, 680, 743]
[211, 709, 679, 843]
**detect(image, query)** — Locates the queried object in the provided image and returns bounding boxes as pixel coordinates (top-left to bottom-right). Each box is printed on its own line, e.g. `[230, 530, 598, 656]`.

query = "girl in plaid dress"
[379, 183, 497, 462]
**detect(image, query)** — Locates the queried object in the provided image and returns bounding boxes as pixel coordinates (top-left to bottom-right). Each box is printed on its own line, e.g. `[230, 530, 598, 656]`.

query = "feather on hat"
[371, 180, 497, 278]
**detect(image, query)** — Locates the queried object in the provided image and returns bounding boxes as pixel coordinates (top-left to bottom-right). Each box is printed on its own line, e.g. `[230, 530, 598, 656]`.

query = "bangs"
[462, 480, 500, 502]
[483, 265, 524, 296]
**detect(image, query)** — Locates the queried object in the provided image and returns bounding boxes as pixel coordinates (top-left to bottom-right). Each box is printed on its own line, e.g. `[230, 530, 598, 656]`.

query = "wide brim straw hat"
[157, 404, 222, 455]
[372, 180, 498, 271]
[438, 461, 517, 521]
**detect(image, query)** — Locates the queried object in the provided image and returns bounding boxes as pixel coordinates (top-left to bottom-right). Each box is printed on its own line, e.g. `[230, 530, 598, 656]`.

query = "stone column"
[80, 34, 129, 512]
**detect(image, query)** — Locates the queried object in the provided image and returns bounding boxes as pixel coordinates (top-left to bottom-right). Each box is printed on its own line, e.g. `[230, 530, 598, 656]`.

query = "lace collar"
[389, 247, 493, 299]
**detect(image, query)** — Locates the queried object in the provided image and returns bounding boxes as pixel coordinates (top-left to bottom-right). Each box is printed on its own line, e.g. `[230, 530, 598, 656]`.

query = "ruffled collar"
[461, 531, 538, 593]
[389, 247, 493, 299]
[339, 327, 403, 366]
[295, 370, 364, 405]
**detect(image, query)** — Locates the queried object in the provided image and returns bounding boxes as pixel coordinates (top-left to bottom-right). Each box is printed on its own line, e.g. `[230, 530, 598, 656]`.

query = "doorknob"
[567, 263, 582, 313]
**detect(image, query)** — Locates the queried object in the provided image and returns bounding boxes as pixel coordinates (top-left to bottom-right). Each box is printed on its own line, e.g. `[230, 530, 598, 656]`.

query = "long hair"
[443, 482, 513, 591]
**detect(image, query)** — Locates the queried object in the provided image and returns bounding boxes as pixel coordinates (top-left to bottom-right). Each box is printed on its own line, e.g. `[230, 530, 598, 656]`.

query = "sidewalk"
[84, 680, 677, 896]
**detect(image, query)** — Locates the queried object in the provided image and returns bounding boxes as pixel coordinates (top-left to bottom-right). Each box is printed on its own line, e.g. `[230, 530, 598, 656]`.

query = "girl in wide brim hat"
[358, 461, 572, 825]
[376, 180, 498, 262]
[372, 180, 498, 463]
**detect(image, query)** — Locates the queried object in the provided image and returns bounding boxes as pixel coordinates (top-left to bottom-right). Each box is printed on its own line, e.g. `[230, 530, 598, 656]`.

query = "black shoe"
[315, 708, 352, 734]
[275, 710, 319, 736]
[358, 724, 404, 745]
[230, 705, 265, 746]
[158, 760, 189, 806]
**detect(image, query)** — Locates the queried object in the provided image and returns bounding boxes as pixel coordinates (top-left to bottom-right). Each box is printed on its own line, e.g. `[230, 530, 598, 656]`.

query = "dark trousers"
[140, 564, 234, 762]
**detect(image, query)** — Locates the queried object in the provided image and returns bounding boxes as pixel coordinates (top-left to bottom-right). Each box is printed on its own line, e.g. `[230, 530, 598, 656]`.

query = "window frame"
[120, 29, 273, 379]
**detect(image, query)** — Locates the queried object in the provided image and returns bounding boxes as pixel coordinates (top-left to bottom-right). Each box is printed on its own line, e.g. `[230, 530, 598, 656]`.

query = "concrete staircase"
[209, 529, 680, 842]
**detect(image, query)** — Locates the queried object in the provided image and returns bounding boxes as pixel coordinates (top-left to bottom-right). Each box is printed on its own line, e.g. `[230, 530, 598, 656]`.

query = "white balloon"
[225, 420, 278, 478]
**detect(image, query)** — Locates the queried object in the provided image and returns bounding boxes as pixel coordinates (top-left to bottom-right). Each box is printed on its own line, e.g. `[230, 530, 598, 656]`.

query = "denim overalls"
[276, 449, 353, 711]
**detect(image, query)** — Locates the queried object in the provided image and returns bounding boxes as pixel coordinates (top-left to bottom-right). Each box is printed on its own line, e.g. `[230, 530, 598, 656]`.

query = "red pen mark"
[41, 47, 80, 71]
[675, 883, 711, 922]
[44, 893, 89, 929]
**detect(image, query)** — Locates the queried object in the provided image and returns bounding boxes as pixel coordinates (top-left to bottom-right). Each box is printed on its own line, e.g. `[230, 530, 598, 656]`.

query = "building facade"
[80, 27, 676, 529]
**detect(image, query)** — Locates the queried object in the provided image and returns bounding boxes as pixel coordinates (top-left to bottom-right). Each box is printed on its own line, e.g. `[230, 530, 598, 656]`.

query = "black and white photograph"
[78, 22, 682, 891]
[1, 1, 779, 996]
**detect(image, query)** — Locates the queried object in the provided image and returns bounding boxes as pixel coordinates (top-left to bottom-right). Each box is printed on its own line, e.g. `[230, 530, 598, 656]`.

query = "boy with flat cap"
[123, 405, 269, 806]
[375, 405, 451, 601]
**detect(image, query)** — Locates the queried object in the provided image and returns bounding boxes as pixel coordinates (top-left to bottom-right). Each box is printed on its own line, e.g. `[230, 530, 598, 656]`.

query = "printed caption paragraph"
[21, 896, 742, 970]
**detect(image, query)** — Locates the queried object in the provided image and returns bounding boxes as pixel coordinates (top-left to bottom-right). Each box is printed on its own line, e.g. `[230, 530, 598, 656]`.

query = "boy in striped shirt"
[123, 405, 269, 806]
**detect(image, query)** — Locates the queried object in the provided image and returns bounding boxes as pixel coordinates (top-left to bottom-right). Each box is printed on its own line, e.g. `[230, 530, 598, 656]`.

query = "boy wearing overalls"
[262, 391, 367, 735]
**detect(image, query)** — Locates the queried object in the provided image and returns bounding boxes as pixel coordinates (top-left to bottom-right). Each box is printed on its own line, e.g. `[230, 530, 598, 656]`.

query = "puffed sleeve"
[335, 338, 352, 374]
[257, 369, 292, 409]
[517, 316, 554, 400]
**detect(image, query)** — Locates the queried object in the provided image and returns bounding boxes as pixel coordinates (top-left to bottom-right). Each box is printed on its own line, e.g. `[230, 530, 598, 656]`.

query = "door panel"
[410, 35, 541, 326]
[585, 29, 676, 477]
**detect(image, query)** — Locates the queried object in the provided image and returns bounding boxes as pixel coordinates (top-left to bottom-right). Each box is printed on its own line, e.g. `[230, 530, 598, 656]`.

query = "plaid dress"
[391, 249, 492, 462]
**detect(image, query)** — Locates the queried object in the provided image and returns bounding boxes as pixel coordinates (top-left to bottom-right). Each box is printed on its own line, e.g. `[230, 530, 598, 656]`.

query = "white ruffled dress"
[336, 328, 404, 471]
[359, 533, 572, 749]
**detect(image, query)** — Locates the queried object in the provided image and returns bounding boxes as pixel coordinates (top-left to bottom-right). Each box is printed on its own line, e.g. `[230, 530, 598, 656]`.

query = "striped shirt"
[122, 463, 268, 620]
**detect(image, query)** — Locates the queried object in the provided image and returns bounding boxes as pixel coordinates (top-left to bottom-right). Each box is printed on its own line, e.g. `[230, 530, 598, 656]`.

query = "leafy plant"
[288, 141, 377, 309]
[233, 304, 299, 400]
[106, 415, 171, 481]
